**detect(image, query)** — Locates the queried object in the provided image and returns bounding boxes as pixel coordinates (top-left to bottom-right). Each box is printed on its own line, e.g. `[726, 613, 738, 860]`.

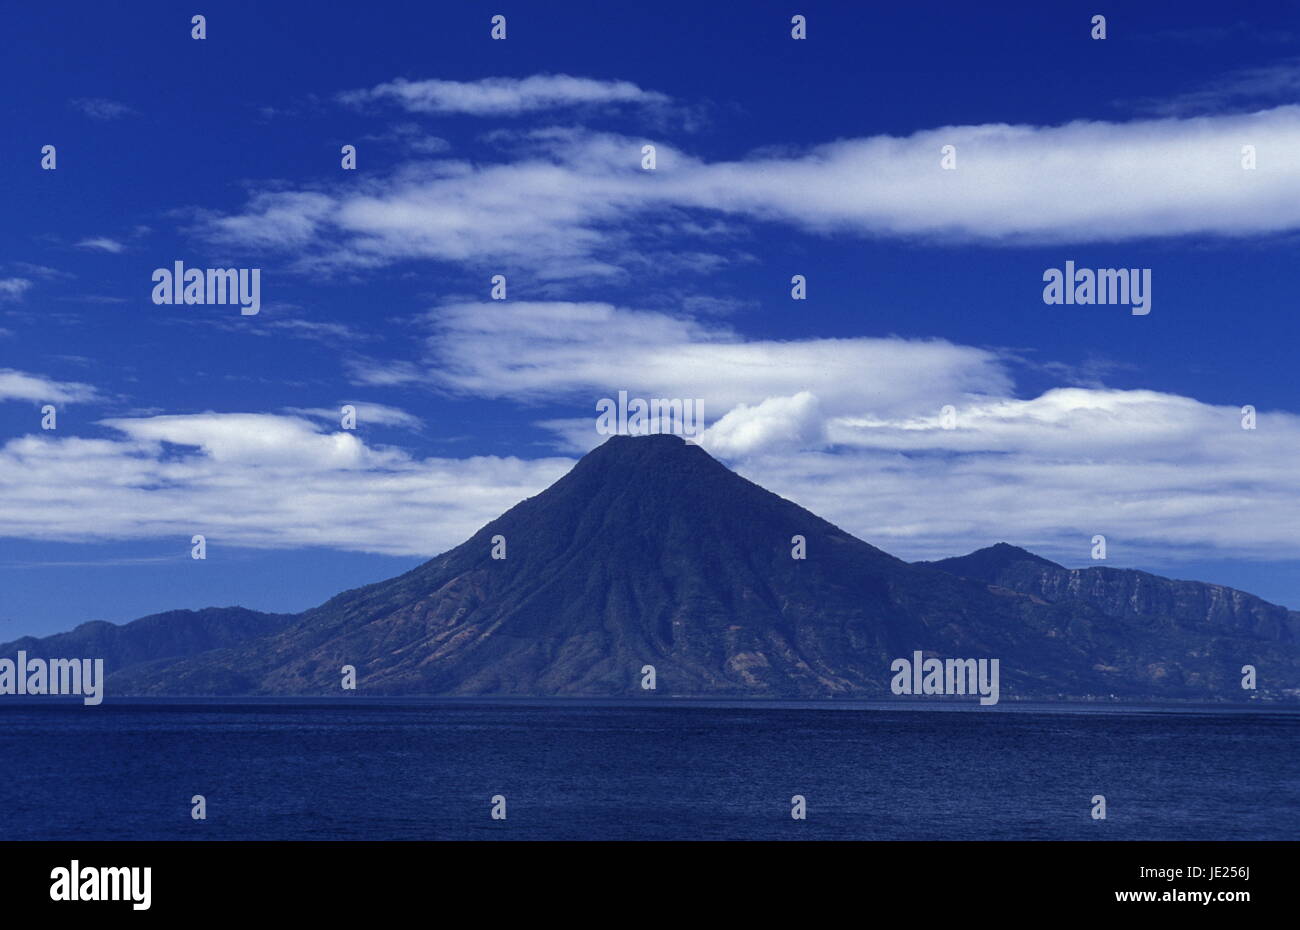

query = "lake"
[1, 699, 1295, 840]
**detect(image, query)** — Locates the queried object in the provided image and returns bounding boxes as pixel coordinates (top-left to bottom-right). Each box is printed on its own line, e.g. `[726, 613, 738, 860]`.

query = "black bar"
[1, 840, 1279, 916]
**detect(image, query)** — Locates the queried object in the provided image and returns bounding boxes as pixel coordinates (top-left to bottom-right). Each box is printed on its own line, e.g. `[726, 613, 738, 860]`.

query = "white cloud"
[339, 74, 670, 116]
[101, 414, 374, 467]
[726, 409, 1300, 568]
[642, 106, 1300, 243]
[10, 264, 68, 280]
[0, 279, 33, 302]
[265, 318, 358, 341]
[703, 392, 827, 456]
[0, 369, 100, 404]
[290, 402, 423, 431]
[69, 97, 138, 120]
[344, 358, 424, 387]
[76, 237, 126, 254]
[200, 106, 1300, 279]
[0, 413, 571, 556]
[201, 191, 337, 252]
[733, 388, 1299, 564]
[414, 301, 1011, 417]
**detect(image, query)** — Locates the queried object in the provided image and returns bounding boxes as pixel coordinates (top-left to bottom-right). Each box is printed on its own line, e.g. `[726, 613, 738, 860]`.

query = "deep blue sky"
[4, 0, 1300, 637]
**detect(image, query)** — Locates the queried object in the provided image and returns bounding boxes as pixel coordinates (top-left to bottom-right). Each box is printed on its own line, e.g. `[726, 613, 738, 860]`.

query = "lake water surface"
[1, 699, 1295, 840]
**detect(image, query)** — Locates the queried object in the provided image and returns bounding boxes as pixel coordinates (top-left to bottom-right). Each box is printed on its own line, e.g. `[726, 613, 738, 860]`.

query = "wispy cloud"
[361, 122, 451, 155]
[68, 97, 138, 120]
[10, 263, 70, 281]
[339, 74, 670, 116]
[289, 402, 423, 432]
[0, 279, 33, 302]
[0, 369, 101, 404]
[65, 295, 129, 305]
[165, 302, 372, 345]
[1142, 22, 1297, 47]
[75, 237, 126, 254]
[1129, 57, 1300, 116]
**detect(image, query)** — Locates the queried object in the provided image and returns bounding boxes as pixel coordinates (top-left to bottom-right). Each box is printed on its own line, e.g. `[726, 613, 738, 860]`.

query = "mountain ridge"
[918, 542, 1300, 645]
[0, 606, 296, 681]
[7, 435, 1298, 701]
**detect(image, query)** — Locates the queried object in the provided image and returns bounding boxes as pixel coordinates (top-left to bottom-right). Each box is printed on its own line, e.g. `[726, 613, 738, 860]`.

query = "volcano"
[9, 434, 1299, 700]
